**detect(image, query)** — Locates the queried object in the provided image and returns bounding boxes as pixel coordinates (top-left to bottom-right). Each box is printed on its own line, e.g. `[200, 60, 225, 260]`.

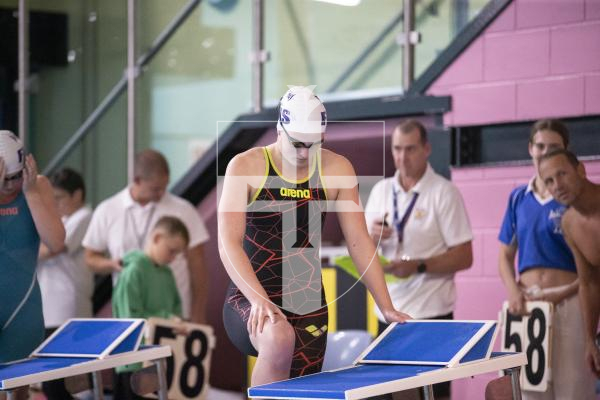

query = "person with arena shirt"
[497, 120, 595, 400]
[219, 86, 410, 386]
[0, 130, 64, 400]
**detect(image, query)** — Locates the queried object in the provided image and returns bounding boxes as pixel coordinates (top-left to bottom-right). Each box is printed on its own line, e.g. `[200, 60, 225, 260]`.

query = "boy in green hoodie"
[113, 215, 190, 399]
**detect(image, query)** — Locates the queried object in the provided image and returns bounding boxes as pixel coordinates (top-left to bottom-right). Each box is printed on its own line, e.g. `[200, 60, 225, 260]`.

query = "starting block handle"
[504, 367, 523, 400]
[423, 385, 434, 400]
[155, 358, 169, 400]
[92, 371, 104, 400]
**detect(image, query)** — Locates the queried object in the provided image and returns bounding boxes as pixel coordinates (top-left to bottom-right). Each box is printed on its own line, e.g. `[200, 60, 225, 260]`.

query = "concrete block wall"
[427, 0, 600, 126]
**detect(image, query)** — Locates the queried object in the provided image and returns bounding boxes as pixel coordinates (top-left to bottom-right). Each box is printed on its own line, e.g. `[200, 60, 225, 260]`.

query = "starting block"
[249, 320, 526, 399]
[0, 318, 171, 400]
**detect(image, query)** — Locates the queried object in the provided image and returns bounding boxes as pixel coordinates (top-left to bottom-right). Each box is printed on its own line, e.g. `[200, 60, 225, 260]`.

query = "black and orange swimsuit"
[223, 147, 329, 377]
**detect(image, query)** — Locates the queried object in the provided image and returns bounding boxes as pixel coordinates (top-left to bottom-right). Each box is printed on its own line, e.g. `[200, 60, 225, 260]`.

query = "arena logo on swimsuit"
[0, 207, 18, 216]
[280, 188, 311, 199]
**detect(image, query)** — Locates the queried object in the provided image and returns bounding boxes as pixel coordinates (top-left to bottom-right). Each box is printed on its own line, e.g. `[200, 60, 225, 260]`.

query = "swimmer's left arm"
[23, 155, 65, 253]
[330, 156, 411, 323]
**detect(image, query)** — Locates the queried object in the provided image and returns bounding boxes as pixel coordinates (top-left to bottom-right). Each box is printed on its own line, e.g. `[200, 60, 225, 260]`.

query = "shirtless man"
[539, 149, 600, 378]
[219, 86, 410, 386]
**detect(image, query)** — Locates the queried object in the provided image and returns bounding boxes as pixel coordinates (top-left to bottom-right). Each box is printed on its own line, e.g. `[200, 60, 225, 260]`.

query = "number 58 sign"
[500, 301, 553, 392]
[146, 318, 216, 400]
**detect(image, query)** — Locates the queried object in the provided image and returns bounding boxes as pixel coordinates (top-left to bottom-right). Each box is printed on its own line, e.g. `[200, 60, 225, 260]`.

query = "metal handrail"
[251, 0, 265, 113]
[327, 9, 404, 93]
[327, 0, 445, 94]
[43, 0, 202, 175]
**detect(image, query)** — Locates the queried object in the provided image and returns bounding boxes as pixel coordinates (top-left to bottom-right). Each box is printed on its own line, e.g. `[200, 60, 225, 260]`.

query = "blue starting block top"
[249, 352, 525, 400]
[0, 319, 164, 392]
[250, 364, 444, 399]
[359, 320, 498, 367]
[32, 318, 145, 359]
[0, 345, 171, 391]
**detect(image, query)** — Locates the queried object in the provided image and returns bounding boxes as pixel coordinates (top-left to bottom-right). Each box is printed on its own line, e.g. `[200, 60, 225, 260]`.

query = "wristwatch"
[417, 261, 427, 274]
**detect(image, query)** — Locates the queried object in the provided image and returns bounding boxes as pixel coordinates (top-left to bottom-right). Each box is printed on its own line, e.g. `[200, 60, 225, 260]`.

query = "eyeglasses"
[280, 123, 324, 149]
[4, 171, 23, 182]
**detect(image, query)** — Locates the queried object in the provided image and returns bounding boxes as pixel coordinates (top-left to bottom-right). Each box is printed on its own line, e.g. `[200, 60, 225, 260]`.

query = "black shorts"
[223, 299, 328, 377]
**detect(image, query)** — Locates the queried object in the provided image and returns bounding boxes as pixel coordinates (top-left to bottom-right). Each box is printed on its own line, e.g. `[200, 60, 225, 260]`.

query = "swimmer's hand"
[247, 298, 287, 336]
[381, 308, 412, 324]
[22, 155, 40, 193]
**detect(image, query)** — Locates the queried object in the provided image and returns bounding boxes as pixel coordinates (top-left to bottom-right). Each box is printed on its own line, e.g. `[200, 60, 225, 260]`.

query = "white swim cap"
[277, 86, 327, 134]
[0, 131, 24, 175]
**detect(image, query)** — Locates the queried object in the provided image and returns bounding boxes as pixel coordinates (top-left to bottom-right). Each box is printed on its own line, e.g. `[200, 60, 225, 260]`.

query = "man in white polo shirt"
[83, 149, 210, 323]
[364, 119, 473, 399]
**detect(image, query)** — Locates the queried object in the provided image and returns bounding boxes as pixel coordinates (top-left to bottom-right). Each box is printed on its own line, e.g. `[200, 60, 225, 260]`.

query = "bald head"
[393, 119, 428, 145]
[130, 149, 170, 204]
[134, 149, 169, 180]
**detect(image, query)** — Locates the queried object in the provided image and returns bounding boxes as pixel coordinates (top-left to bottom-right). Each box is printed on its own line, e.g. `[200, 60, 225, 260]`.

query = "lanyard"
[128, 204, 156, 249]
[392, 188, 419, 243]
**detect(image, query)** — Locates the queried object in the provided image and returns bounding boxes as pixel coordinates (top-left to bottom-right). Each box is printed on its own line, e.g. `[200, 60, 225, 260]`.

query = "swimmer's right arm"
[218, 154, 286, 335]
[84, 248, 122, 274]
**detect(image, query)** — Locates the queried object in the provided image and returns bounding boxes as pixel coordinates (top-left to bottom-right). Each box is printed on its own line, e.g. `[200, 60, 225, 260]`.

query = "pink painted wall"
[450, 158, 600, 398]
[428, 0, 600, 126]
[426, 1, 600, 395]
